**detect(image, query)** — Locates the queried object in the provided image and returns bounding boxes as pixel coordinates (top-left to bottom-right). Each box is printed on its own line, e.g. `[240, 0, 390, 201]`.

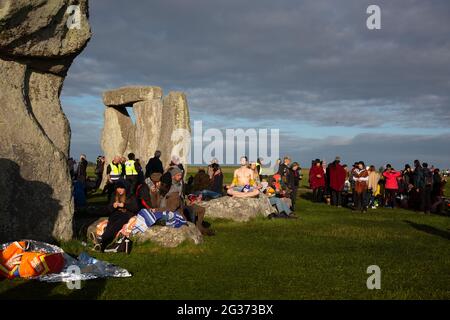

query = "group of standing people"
[309, 157, 447, 214]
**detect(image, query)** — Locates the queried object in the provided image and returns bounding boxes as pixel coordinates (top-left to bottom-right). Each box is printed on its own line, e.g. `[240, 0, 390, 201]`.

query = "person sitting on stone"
[192, 168, 210, 193]
[136, 172, 162, 210]
[168, 154, 185, 175]
[96, 181, 139, 252]
[226, 156, 260, 198]
[251, 161, 262, 184]
[190, 167, 222, 200]
[208, 163, 224, 196]
[157, 167, 215, 236]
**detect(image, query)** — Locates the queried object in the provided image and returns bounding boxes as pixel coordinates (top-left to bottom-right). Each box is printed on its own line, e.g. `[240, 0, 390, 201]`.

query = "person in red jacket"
[329, 156, 347, 207]
[382, 164, 402, 208]
[310, 159, 325, 203]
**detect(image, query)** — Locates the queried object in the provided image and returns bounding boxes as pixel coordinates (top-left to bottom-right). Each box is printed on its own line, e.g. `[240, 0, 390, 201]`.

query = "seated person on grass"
[263, 178, 297, 219]
[270, 173, 293, 209]
[226, 156, 260, 198]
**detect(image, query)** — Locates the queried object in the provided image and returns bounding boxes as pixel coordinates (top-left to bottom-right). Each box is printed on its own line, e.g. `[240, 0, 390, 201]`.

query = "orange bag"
[0, 241, 64, 279]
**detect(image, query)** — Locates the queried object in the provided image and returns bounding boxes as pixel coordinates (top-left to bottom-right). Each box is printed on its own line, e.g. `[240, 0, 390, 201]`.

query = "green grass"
[2, 167, 449, 299]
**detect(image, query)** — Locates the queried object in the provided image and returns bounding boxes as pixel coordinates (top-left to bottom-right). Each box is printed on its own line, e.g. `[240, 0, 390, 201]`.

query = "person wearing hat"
[310, 159, 325, 202]
[137, 172, 162, 210]
[328, 156, 346, 207]
[157, 167, 215, 236]
[169, 154, 185, 176]
[96, 181, 139, 252]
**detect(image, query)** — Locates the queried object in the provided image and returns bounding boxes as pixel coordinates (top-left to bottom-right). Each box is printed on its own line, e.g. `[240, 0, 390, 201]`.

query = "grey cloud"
[59, 0, 450, 162]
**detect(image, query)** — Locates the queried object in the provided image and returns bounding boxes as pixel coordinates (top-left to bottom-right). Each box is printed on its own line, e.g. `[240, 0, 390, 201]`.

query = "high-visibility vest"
[109, 163, 122, 181]
[125, 160, 138, 176]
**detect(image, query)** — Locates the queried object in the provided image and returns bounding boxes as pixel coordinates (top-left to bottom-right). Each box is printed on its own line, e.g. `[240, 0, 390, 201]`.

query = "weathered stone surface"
[200, 196, 277, 222]
[0, 0, 91, 242]
[100, 88, 191, 179]
[133, 99, 163, 166]
[160, 92, 191, 169]
[103, 86, 163, 107]
[133, 222, 203, 247]
[0, 0, 91, 75]
[100, 106, 135, 188]
[87, 218, 202, 248]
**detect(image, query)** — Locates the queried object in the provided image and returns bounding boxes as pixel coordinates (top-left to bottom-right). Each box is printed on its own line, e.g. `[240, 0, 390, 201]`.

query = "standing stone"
[161, 92, 191, 169]
[133, 99, 164, 167]
[0, 0, 91, 242]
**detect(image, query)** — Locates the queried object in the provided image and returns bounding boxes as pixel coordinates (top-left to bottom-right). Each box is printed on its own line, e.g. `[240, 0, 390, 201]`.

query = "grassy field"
[1, 166, 449, 299]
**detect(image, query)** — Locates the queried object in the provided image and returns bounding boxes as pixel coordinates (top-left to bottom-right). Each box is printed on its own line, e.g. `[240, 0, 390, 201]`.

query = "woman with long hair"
[97, 181, 139, 252]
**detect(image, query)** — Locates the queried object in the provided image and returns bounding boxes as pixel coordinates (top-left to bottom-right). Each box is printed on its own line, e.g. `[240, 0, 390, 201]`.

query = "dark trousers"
[331, 189, 342, 206]
[290, 187, 298, 210]
[421, 185, 432, 213]
[126, 175, 138, 194]
[354, 191, 368, 211]
[100, 211, 134, 251]
[95, 173, 103, 190]
[385, 189, 397, 208]
[104, 182, 116, 202]
[312, 187, 324, 203]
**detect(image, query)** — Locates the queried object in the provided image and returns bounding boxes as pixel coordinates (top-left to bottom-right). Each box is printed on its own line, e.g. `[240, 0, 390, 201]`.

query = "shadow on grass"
[0, 278, 107, 300]
[404, 220, 450, 241]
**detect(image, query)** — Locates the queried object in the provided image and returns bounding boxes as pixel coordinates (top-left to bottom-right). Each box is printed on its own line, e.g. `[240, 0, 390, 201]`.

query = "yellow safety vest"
[125, 160, 138, 176]
[109, 163, 122, 181]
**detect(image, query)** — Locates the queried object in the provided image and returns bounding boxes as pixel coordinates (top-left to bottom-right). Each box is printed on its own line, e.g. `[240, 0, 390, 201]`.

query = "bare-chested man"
[227, 156, 260, 197]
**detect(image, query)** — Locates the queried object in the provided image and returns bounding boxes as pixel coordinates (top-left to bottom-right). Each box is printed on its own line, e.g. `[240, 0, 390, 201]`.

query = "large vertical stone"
[161, 92, 191, 168]
[133, 99, 163, 166]
[0, 0, 91, 242]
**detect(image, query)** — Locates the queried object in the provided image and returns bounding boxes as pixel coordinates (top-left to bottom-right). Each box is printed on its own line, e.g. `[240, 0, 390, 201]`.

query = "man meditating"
[227, 156, 260, 198]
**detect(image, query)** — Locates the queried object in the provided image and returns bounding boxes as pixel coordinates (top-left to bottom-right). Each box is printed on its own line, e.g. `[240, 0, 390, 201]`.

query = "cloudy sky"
[62, 0, 450, 169]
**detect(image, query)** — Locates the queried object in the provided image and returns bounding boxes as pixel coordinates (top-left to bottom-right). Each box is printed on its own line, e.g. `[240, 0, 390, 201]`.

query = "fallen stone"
[199, 196, 277, 222]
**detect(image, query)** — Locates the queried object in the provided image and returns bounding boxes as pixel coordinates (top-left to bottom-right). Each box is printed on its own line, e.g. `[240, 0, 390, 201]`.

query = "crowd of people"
[308, 157, 448, 214]
[70, 151, 448, 251]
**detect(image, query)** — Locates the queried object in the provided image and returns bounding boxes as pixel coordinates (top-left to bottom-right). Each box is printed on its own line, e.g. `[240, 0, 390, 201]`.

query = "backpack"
[104, 235, 133, 254]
